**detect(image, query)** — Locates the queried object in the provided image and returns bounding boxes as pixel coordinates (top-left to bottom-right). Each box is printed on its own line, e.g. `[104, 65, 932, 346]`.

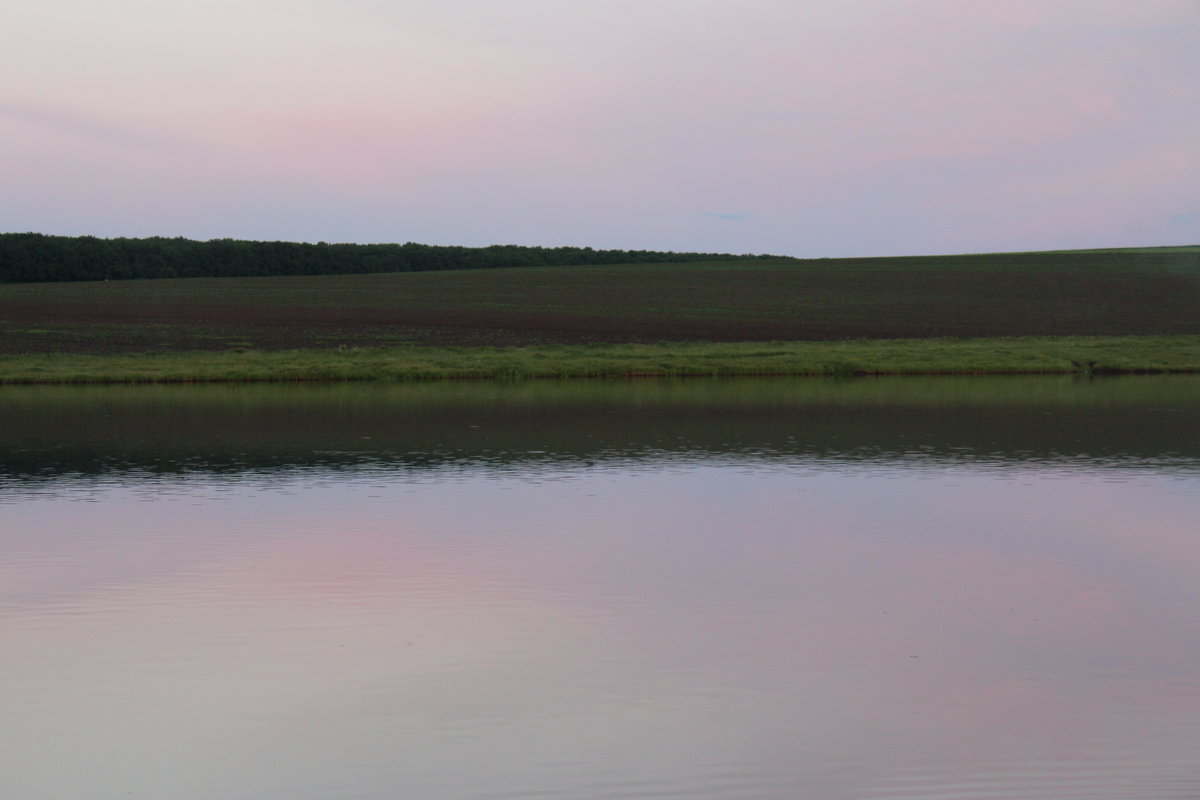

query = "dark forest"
[0, 233, 778, 283]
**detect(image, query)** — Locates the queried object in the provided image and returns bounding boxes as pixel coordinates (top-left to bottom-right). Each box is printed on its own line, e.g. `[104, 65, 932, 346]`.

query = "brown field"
[1, 250, 1198, 355]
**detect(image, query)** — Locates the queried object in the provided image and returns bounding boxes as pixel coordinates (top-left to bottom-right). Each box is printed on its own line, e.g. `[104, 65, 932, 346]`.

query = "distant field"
[1049, 246, 1200, 254]
[1, 248, 1198, 355]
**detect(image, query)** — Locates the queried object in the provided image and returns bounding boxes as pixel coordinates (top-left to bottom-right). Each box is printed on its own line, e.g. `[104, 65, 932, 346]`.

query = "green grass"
[1, 336, 1197, 384]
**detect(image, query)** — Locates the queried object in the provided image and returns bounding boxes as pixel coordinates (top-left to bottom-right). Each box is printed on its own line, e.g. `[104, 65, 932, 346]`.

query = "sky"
[2, 0, 1198, 257]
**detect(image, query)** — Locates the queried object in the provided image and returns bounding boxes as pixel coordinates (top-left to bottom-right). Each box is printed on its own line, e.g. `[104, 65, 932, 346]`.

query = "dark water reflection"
[2, 377, 1199, 800]
[2, 376, 1199, 487]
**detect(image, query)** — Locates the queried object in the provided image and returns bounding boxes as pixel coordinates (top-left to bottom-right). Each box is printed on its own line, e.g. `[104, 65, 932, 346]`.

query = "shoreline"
[2, 336, 1198, 384]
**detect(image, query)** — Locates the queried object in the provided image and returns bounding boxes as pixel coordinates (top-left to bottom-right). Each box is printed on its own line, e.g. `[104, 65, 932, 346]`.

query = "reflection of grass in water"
[4, 373, 1199, 484]
[1, 336, 1198, 384]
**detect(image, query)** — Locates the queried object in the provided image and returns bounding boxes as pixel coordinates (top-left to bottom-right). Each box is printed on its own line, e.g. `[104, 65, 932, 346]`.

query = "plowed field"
[2, 250, 1198, 354]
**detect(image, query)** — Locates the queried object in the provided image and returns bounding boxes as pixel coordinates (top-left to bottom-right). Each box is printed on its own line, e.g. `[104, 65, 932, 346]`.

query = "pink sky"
[2, 0, 1197, 256]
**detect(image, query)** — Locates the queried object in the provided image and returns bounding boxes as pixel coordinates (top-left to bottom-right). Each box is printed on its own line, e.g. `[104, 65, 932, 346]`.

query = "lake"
[2, 377, 1199, 800]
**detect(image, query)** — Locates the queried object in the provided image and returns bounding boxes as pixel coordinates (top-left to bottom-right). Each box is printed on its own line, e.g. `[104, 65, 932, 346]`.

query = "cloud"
[741, 110, 809, 124]
[0, 102, 189, 152]
[703, 212, 752, 221]
[1169, 211, 1199, 228]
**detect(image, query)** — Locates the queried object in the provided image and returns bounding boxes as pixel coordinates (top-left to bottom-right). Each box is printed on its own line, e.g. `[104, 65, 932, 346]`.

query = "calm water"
[2, 377, 1199, 800]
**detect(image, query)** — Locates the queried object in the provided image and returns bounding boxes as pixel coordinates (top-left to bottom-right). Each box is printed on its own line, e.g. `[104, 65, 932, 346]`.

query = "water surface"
[3, 377, 1199, 799]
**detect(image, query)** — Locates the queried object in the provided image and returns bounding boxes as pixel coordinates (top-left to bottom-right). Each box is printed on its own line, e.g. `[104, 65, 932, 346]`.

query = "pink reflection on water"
[2, 466, 1200, 798]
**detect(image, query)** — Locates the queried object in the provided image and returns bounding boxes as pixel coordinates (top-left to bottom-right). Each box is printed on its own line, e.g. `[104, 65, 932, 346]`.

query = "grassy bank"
[2, 336, 1198, 384]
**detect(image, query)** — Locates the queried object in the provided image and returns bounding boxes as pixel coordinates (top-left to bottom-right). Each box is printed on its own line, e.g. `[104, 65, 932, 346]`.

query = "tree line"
[0, 233, 782, 283]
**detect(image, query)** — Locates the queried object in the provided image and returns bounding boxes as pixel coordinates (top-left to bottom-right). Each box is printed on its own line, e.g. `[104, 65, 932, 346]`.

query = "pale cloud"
[0, 102, 196, 152]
